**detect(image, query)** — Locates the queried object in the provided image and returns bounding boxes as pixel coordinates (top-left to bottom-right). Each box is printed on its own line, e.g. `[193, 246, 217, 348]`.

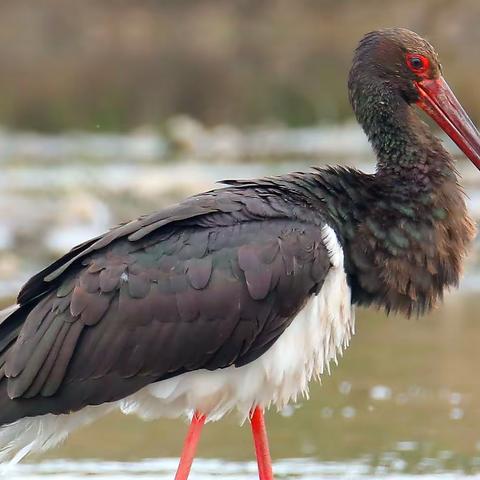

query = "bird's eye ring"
[406, 53, 430, 74]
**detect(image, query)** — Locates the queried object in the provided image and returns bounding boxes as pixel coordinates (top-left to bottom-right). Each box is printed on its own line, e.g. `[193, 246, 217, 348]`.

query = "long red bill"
[415, 76, 480, 171]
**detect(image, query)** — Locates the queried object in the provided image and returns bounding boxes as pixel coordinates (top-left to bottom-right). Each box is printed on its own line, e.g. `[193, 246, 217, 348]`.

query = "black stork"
[0, 28, 479, 479]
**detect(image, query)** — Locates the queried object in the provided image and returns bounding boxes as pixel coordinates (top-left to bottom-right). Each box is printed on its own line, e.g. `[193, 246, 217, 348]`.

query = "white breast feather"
[0, 225, 354, 464]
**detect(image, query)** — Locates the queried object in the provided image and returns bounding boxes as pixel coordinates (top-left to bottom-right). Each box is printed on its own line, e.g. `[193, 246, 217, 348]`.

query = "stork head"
[349, 28, 480, 170]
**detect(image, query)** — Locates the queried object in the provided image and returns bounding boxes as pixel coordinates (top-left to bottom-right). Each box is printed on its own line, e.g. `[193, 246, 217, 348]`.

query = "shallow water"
[7, 457, 480, 479]
[2, 128, 480, 478]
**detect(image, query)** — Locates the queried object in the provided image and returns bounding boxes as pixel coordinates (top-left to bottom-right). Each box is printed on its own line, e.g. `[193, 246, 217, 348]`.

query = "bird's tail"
[0, 403, 116, 465]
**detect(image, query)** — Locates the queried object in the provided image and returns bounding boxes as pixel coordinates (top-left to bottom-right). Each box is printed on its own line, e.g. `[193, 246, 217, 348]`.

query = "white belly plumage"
[0, 225, 355, 463]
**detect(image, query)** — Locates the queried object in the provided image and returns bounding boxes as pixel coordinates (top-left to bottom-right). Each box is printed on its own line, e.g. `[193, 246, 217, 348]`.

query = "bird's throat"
[352, 80, 456, 187]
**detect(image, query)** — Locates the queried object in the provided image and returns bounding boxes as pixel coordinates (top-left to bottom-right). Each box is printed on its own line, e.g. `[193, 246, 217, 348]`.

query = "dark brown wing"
[0, 185, 331, 424]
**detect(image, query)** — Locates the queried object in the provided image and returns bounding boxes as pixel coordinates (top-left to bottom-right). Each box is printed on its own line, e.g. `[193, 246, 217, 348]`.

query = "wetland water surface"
[2, 128, 480, 478]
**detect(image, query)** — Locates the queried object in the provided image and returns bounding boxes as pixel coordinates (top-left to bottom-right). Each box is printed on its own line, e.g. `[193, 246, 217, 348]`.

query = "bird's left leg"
[250, 407, 274, 480]
[174, 411, 206, 480]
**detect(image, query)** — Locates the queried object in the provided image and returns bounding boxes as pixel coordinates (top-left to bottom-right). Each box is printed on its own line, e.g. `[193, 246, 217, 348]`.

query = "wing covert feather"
[3, 219, 331, 411]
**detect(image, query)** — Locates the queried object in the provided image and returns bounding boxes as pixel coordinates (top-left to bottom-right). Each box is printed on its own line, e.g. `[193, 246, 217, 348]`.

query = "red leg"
[174, 411, 206, 480]
[250, 407, 274, 480]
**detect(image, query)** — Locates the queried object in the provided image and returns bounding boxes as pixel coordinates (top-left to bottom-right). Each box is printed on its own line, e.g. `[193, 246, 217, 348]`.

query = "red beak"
[415, 77, 480, 171]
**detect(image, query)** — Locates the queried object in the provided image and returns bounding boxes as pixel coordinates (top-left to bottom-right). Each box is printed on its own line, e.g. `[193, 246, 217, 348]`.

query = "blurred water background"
[2, 1, 480, 478]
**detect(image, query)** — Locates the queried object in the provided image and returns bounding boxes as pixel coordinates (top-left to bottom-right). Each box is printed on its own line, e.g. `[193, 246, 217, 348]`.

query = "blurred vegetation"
[0, 0, 480, 132]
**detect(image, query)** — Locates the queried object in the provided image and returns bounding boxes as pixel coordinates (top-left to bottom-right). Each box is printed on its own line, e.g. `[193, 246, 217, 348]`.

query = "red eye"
[406, 53, 430, 74]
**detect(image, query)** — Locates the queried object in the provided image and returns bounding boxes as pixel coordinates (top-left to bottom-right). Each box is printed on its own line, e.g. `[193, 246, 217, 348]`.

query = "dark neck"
[350, 78, 456, 187]
[306, 86, 475, 316]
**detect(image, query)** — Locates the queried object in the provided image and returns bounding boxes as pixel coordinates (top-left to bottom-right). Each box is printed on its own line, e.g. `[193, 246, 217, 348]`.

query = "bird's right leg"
[174, 411, 206, 480]
[250, 407, 274, 480]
